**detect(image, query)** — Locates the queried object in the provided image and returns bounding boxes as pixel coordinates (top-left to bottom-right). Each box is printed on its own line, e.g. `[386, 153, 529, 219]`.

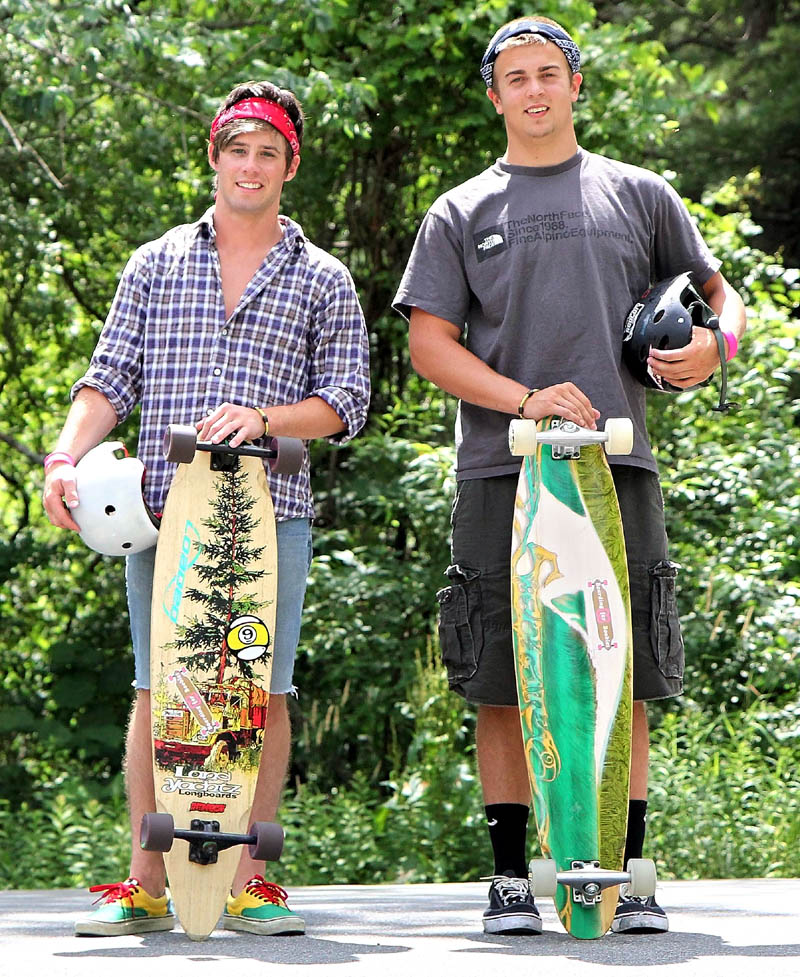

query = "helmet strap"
[706, 318, 739, 413]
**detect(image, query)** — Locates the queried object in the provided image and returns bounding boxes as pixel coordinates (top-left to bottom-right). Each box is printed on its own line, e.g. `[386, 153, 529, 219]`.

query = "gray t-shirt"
[393, 148, 720, 478]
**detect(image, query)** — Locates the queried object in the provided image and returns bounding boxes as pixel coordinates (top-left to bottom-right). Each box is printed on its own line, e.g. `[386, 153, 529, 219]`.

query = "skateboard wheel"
[529, 858, 558, 896]
[248, 821, 284, 861]
[508, 419, 540, 456]
[140, 812, 175, 852]
[163, 424, 198, 464]
[603, 417, 634, 456]
[269, 437, 304, 475]
[627, 857, 657, 897]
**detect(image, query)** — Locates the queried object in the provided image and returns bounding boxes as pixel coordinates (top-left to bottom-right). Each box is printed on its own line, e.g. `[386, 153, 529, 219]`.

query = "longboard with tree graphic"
[141, 425, 303, 941]
[508, 416, 658, 940]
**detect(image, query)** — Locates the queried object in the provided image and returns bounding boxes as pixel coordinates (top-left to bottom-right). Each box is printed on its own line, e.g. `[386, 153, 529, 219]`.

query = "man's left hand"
[647, 326, 720, 389]
[196, 403, 266, 448]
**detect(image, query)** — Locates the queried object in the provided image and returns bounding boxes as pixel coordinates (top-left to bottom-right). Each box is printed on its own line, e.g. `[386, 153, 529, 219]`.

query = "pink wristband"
[43, 451, 76, 470]
[721, 330, 738, 361]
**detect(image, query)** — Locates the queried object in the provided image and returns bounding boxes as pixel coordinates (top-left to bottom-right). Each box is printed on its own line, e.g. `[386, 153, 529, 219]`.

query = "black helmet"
[623, 272, 718, 392]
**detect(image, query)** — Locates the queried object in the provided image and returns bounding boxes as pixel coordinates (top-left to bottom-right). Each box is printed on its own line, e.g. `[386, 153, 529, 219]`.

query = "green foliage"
[646, 185, 800, 712]
[291, 428, 456, 789]
[647, 702, 800, 879]
[377, 642, 483, 882]
[0, 532, 132, 802]
[0, 774, 129, 889]
[594, 0, 800, 264]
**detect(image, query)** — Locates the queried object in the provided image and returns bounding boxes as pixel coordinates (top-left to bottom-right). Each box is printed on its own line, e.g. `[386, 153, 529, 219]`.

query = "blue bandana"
[480, 20, 581, 87]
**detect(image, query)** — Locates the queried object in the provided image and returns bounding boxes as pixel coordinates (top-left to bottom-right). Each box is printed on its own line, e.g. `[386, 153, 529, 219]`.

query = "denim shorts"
[438, 466, 684, 705]
[126, 517, 312, 694]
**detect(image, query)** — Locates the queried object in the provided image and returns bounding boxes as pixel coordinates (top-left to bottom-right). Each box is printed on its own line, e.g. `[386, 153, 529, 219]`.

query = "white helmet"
[72, 442, 160, 556]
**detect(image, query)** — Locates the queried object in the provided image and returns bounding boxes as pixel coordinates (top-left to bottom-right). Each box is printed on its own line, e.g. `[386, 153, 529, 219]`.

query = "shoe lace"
[88, 878, 140, 907]
[619, 889, 653, 907]
[242, 875, 288, 905]
[484, 876, 530, 904]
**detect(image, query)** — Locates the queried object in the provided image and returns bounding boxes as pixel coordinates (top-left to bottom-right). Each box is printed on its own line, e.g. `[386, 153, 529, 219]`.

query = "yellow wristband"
[254, 407, 269, 437]
[518, 389, 539, 417]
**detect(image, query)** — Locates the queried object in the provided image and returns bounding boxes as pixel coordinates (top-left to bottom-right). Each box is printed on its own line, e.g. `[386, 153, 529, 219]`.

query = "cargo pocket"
[649, 560, 684, 679]
[436, 564, 483, 687]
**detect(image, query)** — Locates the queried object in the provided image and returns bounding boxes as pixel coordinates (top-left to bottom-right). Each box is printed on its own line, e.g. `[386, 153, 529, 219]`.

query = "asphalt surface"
[1, 880, 797, 976]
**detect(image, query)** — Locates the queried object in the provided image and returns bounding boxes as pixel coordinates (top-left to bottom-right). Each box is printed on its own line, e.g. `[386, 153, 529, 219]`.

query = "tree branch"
[0, 461, 31, 539]
[58, 256, 107, 323]
[0, 109, 66, 190]
[0, 432, 44, 465]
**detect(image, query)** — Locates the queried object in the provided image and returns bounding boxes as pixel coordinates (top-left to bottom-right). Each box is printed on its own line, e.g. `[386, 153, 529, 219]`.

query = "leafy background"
[1, 0, 798, 887]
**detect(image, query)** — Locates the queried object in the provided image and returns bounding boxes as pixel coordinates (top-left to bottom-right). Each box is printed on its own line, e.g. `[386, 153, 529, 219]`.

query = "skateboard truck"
[563, 861, 628, 906]
[549, 419, 583, 460]
[140, 812, 284, 864]
[186, 819, 229, 865]
[530, 857, 657, 905]
[508, 416, 634, 459]
[163, 424, 304, 475]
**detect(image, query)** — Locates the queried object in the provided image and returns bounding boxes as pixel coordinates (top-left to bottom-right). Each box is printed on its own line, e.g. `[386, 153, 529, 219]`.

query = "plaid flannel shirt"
[73, 209, 370, 520]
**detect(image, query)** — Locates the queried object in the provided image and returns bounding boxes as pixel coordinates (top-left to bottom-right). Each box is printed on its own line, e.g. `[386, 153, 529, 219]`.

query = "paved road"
[1, 880, 797, 976]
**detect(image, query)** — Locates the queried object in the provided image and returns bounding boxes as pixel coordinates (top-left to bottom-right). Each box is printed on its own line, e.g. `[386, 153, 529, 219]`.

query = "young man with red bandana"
[394, 17, 745, 935]
[43, 81, 370, 937]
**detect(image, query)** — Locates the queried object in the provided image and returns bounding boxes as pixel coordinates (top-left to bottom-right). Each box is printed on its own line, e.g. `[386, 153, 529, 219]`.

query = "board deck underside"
[150, 451, 277, 939]
[511, 426, 633, 939]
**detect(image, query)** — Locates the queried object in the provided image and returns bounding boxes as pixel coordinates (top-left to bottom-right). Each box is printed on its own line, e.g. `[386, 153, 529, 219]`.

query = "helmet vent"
[689, 302, 706, 327]
[105, 505, 116, 516]
[653, 310, 665, 323]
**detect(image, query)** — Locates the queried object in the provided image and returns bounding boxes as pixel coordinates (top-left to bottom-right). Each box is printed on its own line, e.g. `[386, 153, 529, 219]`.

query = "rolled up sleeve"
[71, 250, 148, 421]
[308, 265, 370, 444]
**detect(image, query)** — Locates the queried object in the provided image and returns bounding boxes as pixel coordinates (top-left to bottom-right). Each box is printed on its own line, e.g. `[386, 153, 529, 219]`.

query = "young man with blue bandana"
[394, 17, 746, 935]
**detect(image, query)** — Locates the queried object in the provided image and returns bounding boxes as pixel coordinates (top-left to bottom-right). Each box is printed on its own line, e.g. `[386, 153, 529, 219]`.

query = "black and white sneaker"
[482, 872, 542, 935]
[611, 893, 669, 934]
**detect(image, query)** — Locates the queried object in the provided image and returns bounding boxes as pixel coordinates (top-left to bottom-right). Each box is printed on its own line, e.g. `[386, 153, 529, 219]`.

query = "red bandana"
[209, 98, 300, 157]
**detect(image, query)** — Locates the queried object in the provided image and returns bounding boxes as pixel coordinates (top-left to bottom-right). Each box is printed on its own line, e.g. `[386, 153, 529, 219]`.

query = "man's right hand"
[521, 382, 600, 430]
[42, 462, 82, 532]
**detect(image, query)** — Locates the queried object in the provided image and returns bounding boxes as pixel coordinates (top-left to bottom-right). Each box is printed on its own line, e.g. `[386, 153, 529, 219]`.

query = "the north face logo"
[474, 225, 507, 262]
[478, 234, 503, 251]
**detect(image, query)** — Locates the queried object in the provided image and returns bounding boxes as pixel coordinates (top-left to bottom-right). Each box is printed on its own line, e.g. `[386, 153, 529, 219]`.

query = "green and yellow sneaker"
[74, 878, 175, 937]
[223, 876, 305, 935]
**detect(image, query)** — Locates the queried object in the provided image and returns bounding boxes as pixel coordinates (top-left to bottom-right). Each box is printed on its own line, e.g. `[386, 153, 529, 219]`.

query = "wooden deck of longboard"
[150, 450, 277, 940]
[510, 420, 633, 939]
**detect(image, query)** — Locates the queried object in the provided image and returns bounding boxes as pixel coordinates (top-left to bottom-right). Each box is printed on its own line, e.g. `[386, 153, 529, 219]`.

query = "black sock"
[624, 799, 648, 867]
[485, 803, 529, 878]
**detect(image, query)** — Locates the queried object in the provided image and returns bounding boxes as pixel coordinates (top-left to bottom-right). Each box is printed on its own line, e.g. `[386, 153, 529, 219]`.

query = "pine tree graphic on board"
[171, 462, 271, 683]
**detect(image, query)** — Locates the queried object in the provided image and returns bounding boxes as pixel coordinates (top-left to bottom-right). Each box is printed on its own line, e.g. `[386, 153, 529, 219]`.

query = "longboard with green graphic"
[141, 425, 303, 941]
[509, 416, 656, 939]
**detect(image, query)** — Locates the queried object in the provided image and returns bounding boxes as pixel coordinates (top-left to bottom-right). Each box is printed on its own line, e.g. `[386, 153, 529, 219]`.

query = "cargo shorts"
[437, 466, 684, 705]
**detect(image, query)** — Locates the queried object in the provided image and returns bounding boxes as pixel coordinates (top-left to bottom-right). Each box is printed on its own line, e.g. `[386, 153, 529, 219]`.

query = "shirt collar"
[197, 206, 307, 253]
